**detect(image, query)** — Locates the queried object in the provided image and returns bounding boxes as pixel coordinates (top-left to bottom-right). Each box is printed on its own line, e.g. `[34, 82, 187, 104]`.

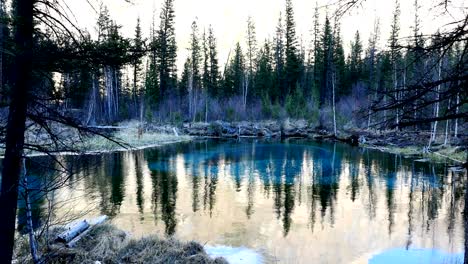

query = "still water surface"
[23, 140, 466, 263]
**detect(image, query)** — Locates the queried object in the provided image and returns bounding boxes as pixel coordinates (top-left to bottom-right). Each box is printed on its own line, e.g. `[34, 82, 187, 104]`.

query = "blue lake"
[21, 139, 466, 263]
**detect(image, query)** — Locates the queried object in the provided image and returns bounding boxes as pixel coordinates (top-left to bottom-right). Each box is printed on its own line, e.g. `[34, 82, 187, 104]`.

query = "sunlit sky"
[66, 0, 466, 72]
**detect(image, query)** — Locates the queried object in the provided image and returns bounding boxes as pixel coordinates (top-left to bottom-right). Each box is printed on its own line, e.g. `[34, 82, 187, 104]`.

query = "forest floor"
[0, 121, 193, 157]
[348, 129, 467, 164]
[4, 119, 465, 164]
[14, 224, 227, 264]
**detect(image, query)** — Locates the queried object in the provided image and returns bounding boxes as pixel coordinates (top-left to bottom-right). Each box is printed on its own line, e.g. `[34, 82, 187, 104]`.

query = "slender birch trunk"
[454, 92, 459, 138]
[332, 72, 337, 137]
[22, 159, 39, 263]
[430, 59, 442, 145]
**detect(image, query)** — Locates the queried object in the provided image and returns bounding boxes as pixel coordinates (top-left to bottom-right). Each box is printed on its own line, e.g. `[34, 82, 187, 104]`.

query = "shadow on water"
[16, 139, 467, 263]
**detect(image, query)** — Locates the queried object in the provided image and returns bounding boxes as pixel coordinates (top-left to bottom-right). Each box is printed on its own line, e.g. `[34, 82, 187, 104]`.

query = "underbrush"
[15, 224, 227, 264]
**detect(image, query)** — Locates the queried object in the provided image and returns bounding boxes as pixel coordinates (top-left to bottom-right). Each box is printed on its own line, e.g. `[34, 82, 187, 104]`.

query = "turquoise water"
[20, 139, 466, 263]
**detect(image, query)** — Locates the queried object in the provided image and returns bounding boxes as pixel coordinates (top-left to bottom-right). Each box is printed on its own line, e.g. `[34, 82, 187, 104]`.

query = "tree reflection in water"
[24, 139, 466, 262]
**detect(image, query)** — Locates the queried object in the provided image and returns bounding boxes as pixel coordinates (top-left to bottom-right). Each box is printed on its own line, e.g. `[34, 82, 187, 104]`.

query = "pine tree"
[246, 16, 257, 75]
[319, 15, 333, 107]
[389, 0, 401, 128]
[146, 11, 159, 106]
[96, 4, 111, 43]
[189, 20, 202, 92]
[156, 0, 177, 99]
[207, 26, 220, 97]
[202, 29, 210, 91]
[188, 20, 202, 120]
[333, 20, 346, 96]
[273, 13, 285, 103]
[132, 17, 144, 116]
[311, 2, 322, 104]
[179, 57, 191, 97]
[284, 0, 301, 98]
[255, 40, 273, 98]
[223, 43, 244, 97]
[407, 0, 425, 127]
[245, 16, 257, 103]
[366, 19, 380, 128]
[348, 30, 363, 86]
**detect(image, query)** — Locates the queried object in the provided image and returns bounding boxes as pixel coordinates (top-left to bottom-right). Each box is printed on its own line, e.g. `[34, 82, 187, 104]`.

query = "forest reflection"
[21, 140, 466, 262]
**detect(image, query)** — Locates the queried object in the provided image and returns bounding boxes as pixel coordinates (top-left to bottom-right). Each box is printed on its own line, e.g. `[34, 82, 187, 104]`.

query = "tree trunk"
[332, 72, 337, 137]
[243, 74, 249, 111]
[465, 154, 468, 264]
[454, 92, 459, 138]
[0, 1, 33, 262]
[394, 64, 399, 129]
[86, 74, 98, 125]
[0, 0, 4, 99]
[205, 93, 208, 123]
[444, 98, 451, 146]
[57, 220, 90, 243]
[22, 159, 39, 263]
[133, 65, 138, 118]
[431, 59, 442, 143]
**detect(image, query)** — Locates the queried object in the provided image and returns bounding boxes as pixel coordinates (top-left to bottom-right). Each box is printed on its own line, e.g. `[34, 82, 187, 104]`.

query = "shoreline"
[3, 120, 466, 165]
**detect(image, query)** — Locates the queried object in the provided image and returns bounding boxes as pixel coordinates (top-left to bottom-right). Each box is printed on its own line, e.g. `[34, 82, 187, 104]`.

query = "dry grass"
[81, 130, 191, 153]
[364, 144, 467, 164]
[80, 121, 191, 153]
[15, 224, 227, 264]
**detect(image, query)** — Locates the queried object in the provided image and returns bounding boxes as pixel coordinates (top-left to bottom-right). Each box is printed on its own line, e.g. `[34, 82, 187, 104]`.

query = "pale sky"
[66, 0, 466, 73]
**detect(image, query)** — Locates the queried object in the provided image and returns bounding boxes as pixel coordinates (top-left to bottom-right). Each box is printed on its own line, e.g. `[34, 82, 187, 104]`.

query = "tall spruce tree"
[202, 29, 210, 91]
[389, 0, 401, 128]
[179, 57, 191, 98]
[245, 16, 257, 103]
[273, 13, 285, 103]
[188, 20, 202, 120]
[333, 19, 346, 96]
[255, 40, 274, 98]
[348, 30, 363, 87]
[284, 0, 301, 98]
[365, 19, 381, 128]
[319, 15, 333, 107]
[223, 43, 244, 97]
[207, 26, 220, 97]
[146, 12, 159, 106]
[156, 0, 177, 99]
[189, 20, 202, 92]
[246, 16, 257, 91]
[132, 17, 144, 116]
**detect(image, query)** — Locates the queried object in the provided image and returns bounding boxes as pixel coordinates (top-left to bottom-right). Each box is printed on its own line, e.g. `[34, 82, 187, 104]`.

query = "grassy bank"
[80, 127, 192, 153]
[361, 143, 467, 164]
[14, 224, 227, 264]
[0, 122, 193, 157]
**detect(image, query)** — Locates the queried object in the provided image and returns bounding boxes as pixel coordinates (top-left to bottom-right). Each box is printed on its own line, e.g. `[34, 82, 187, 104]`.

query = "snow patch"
[205, 245, 263, 264]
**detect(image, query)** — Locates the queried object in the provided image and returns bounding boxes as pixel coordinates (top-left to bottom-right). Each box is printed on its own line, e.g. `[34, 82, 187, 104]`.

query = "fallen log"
[66, 216, 108, 248]
[56, 220, 90, 243]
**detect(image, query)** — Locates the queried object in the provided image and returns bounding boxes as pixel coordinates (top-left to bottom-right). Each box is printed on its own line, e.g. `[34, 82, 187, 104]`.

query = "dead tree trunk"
[188, 71, 194, 122]
[444, 99, 451, 146]
[454, 92, 459, 138]
[243, 74, 249, 112]
[430, 59, 442, 146]
[21, 159, 39, 263]
[332, 72, 337, 137]
[0, 0, 33, 262]
[465, 159, 468, 264]
[0, 0, 4, 99]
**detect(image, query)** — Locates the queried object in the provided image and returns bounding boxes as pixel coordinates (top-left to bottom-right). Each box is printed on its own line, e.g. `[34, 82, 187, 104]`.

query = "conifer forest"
[0, 0, 466, 263]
